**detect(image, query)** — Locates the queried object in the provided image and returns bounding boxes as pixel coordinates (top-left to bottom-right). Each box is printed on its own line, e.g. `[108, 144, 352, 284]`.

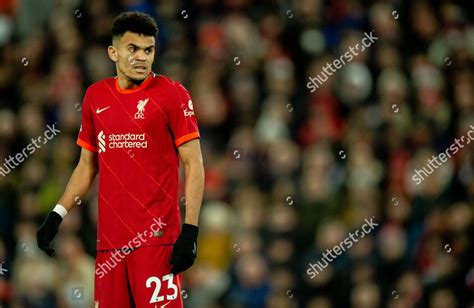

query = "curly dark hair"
[111, 12, 158, 40]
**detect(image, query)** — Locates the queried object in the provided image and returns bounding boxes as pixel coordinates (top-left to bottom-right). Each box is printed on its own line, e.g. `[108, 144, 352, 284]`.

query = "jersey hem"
[96, 242, 175, 252]
[96, 237, 178, 251]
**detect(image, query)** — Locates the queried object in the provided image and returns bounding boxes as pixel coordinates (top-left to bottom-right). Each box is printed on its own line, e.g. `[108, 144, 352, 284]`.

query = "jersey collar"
[115, 72, 154, 94]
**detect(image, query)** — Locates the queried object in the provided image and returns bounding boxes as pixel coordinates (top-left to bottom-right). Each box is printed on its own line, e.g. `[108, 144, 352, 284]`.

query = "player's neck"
[116, 74, 150, 90]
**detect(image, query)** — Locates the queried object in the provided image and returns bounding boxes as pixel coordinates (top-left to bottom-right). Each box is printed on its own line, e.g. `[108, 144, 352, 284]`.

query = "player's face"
[109, 31, 155, 83]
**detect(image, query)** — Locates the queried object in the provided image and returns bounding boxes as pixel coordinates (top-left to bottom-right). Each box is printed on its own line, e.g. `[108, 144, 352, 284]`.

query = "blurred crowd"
[0, 0, 473, 307]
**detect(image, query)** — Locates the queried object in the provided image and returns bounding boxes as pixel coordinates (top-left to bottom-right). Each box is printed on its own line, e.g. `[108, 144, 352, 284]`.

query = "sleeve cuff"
[175, 132, 200, 147]
[77, 138, 98, 152]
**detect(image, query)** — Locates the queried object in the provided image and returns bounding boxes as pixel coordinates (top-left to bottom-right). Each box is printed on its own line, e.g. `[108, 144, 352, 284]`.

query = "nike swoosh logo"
[160, 302, 172, 308]
[96, 106, 111, 114]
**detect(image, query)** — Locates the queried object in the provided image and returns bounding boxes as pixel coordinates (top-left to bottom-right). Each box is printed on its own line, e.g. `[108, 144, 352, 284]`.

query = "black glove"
[36, 211, 63, 257]
[170, 224, 199, 274]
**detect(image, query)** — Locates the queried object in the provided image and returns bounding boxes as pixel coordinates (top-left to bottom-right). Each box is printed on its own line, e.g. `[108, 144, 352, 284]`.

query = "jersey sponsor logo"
[135, 98, 149, 119]
[98, 131, 106, 153]
[97, 130, 148, 152]
[96, 106, 111, 114]
[183, 100, 195, 117]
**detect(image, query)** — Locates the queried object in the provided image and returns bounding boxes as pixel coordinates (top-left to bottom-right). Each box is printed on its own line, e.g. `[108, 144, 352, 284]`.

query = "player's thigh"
[127, 245, 183, 308]
[95, 250, 133, 308]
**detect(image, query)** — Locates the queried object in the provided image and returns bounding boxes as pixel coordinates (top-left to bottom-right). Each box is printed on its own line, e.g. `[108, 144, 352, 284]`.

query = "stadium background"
[0, 0, 473, 307]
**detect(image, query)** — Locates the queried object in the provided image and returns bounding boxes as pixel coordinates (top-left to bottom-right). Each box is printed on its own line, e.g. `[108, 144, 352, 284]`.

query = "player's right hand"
[36, 211, 63, 257]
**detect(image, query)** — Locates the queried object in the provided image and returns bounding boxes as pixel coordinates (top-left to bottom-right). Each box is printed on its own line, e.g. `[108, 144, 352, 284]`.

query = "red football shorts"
[94, 245, 183, 308]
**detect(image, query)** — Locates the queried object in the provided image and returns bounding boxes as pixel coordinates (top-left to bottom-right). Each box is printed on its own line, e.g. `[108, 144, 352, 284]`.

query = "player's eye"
[128, 47, 136, 53]
[145, 48, 153, 54]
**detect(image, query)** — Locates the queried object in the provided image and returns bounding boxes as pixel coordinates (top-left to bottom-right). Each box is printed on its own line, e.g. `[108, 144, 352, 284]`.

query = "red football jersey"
[77, 73, 200, 250]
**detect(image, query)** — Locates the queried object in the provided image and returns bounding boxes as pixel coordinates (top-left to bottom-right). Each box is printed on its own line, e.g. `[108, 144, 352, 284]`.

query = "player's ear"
[108, 45, 118, 62]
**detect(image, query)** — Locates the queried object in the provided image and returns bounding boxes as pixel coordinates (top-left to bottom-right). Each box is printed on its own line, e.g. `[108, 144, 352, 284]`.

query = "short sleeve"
[167, 82, 200, 147]
[77, 88, 98, 152]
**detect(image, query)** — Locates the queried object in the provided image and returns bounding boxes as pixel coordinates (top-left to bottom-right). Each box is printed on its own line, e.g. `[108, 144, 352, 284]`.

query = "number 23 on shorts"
[146, 274, 179, 304]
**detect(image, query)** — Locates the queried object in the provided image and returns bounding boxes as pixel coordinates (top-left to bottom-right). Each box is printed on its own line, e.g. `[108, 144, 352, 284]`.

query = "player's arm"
[57, 148, 98, 210]
[36, 148, 98, 256]
[170, 139, 204, 274]
[179, 139, 204, 226]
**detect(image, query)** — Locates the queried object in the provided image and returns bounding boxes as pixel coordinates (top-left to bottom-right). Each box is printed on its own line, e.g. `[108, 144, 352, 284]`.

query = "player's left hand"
[170, 223, 199, 274]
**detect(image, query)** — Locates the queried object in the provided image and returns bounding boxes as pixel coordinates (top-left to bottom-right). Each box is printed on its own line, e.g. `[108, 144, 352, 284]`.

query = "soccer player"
[36, 12, 204, 308]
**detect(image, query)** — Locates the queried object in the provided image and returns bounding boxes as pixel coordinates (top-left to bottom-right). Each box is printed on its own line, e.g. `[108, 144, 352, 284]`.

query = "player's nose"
[135, 50, 148, 61]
